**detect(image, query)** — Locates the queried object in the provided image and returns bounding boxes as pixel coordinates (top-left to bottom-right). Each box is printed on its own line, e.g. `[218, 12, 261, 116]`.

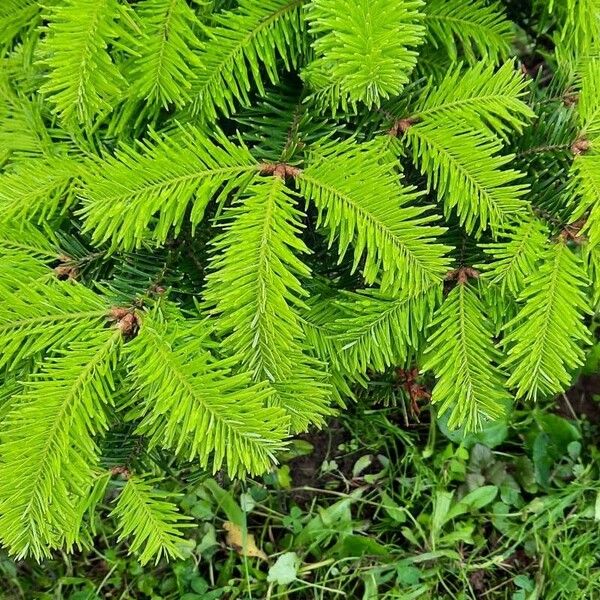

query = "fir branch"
[0, 279, 109, 371]
[422, 0, 513, 63]
[0, 328, 121, 559]
[38, 0, 134, 126]
[204, 177, 332, 432]
[571, 151, 600, 248]
[502, 241, 592, 400]
[130, 0, 205, 109]
[0, 252, 54, 299]
[80, 127, 260, 250]
[189, 0, 305, 121]
[553, 0, 600, 73]
[66, 470, 111, 549]
[304, 0, 424, 108]
[126, 314, 290, 477]
[480, 215, 550, 296]
[407, 62, 535, 138]
[0, 77, 54, 162]
[298, 139, 451, 294]
[0, 221, 58, 260]
[0, 0, 40, 54]
[0, 156, 81, 223]
[311, 286, 440, 376]
[111, 476, 190, 565]
[402, 121, 529, 235]
[233, 84, 343, 163]
[577, 57, 600, 138]
[569, 57, 600, 249]
[422, 279, 509, 431]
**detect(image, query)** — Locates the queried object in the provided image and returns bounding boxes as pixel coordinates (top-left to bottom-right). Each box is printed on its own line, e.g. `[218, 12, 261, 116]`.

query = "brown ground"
[557, 375, 600, 424]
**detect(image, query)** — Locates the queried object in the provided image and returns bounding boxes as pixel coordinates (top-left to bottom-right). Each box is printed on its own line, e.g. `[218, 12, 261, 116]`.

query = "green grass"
[2, 376, 600, 600]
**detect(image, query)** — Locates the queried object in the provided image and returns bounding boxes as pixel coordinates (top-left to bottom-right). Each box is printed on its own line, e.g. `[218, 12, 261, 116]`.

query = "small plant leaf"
[267, 552, 300, 585]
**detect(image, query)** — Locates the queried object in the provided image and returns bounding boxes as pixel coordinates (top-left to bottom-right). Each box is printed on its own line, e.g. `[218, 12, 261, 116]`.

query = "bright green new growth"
[110, 476, 191, 565]
[39, 0, 134, 126]
[304, 0, 425, 107]
[423, 280, 509, 430]
[129, 0, 205, 109]
[502, 241, 592, 401]
[0, 0, 599, 566]
[204, 177, 333, 432]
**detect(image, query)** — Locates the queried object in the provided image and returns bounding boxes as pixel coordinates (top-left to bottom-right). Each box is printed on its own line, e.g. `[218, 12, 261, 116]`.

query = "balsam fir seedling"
[0, 0, 599, 564]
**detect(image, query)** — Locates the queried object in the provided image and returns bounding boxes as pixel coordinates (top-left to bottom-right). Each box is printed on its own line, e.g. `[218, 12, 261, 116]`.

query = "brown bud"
[259, 163, 302, 179]
[388, 118, 417, 137]
[445, 267, 480, 284]
[117, 313, 139, 336]
[560, 218, 587, 244]
[563, 92, 579, 108]
[151, 285, 167, 295]
[572, 139, 591, 155]
[54, 264, 78, 281]
[110, 466, 131, 479]
[108, 307, 129, 321]
[108, 307, 140, 338]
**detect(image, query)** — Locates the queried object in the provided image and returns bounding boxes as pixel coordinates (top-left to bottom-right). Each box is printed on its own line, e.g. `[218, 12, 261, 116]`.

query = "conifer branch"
[130, 0, 204, 109]
[422, 0, 513, 63]
[189, 0, 305, 120]
[126, 314, 290, 476]
[204, 177, 332, 432]
[0, 328, 121, 559]
[480, 215, 550, 296]
[403, 121, 529, 235]
[0, 156, 81, 223]
[0, 279, 109, 371]
[38, 0, 134, 126]
[304, 0, 424, 108]
[80, 127, 260, 250]
[423, 280, 509, 431]
[569, 57, 600, 251]
[502, 241, 592, 400]
[310, 286, 441, 376]
[577, 58, 600, 138]
[406, 62, 535, 138]
[0, 76, 54, 161]
[0, 0, 598, 563]
[570, 152, 600, 247]
[0, 0, 40, 54]
[111, 476, 190, 565]
[298, 139, 451, 294]
[0, 221, 58, 260]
